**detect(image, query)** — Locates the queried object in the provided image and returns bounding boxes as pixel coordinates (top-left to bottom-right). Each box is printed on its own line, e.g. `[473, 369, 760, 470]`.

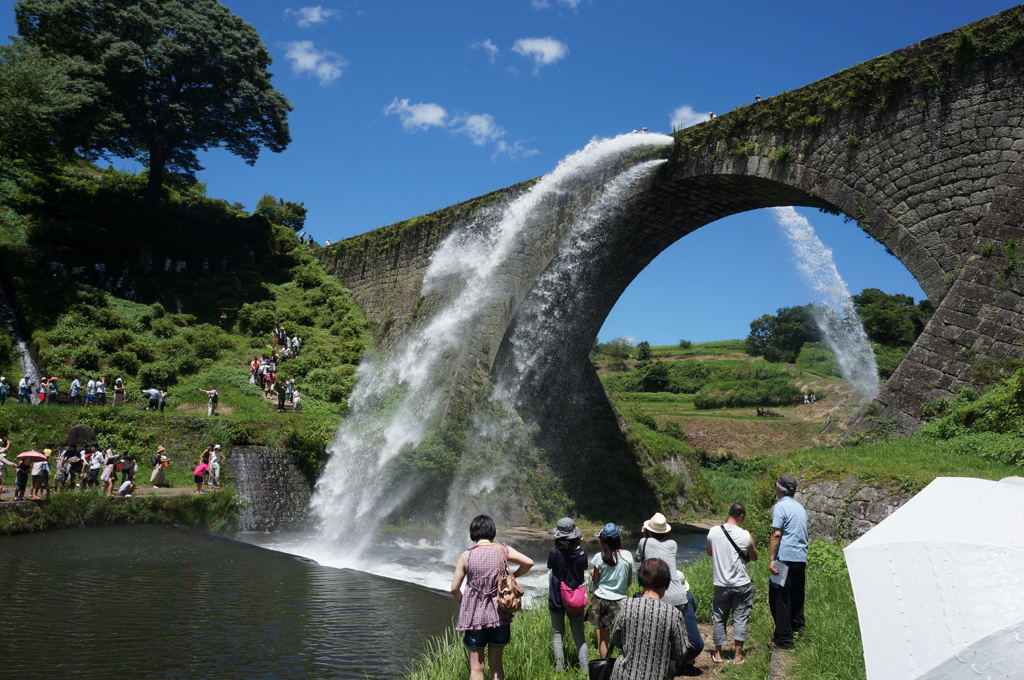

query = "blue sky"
[1, 1, 1015, 344]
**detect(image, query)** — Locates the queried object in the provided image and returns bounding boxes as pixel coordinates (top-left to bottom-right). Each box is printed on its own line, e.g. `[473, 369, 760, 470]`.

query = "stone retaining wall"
[797, 476, 913, 542]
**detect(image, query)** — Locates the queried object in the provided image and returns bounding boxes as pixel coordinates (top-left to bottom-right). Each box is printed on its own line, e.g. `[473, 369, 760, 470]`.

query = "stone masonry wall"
[318, 8, 1024, 453]
[796, 476, 914, 543]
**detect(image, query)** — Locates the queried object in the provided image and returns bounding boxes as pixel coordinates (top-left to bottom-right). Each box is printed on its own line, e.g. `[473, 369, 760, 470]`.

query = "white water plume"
[307, 132, 673, 565]
[438, 158, 668, 561]
[773, 206, 879, 399]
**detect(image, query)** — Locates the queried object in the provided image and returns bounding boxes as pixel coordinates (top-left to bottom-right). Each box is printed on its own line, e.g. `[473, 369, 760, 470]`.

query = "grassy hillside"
[0, 164, 369, 471]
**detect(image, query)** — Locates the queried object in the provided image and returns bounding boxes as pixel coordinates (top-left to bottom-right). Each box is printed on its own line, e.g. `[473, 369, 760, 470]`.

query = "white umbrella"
[844, 476, 1024, 680]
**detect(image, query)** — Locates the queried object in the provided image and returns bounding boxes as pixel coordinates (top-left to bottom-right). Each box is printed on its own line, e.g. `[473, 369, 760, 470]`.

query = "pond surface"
[0, 525, 457, 679]
[0, 525, 708, 678]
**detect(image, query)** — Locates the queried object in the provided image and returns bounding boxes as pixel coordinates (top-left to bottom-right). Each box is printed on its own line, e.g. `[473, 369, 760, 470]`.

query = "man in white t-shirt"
[705, 502, 758, 663]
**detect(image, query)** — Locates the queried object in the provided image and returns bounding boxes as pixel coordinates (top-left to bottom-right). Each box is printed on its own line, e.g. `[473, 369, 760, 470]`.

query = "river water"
[0, 525, 707, 678]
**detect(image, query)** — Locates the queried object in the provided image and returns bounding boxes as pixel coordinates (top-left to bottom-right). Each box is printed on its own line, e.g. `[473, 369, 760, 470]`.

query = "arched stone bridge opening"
[319, 8, 1024, 512]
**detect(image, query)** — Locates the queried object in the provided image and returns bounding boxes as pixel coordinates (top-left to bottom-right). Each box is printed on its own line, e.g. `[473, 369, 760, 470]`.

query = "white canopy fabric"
[844, 477, 1024, 680]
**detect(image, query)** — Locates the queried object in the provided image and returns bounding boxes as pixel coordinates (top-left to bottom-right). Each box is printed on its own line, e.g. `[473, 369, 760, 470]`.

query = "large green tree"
[14, 0, 293, 210]
[255, 194, 307, 232]
[0, 40, 94, 165]
[851, 288, 934, 346]
[745, 304, 823, 364]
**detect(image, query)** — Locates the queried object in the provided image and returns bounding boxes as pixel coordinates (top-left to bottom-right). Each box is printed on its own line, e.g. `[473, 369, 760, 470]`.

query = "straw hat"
[643, 512, 671, 534]
[156, 446, 166, 453]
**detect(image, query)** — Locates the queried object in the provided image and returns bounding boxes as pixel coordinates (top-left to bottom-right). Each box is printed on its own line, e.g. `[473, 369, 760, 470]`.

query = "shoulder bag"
[496, 544, 524, 613]
[720, 525, 749, 563]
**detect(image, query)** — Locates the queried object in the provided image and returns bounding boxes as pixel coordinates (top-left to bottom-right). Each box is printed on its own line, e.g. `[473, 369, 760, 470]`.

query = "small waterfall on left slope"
[0, 284, 41, 389]
[303, 133, 673, 574]
[773, 206, 879, 399]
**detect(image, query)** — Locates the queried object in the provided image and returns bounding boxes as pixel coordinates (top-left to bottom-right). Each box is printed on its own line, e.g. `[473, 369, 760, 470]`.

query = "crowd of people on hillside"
[249, 326, 304, 413]
[449, 475, 808, 680]
[0, 437, 229, 500]
[0, 374, 182, 412]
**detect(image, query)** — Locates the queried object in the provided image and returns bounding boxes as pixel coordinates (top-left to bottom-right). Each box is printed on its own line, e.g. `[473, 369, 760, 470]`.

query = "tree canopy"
[14, 0, 293, 204]
[0, 40, 94, 166]
[851, 288, 934, 346]
[745, 304, 822, 364]
[255, 194, 307, 232]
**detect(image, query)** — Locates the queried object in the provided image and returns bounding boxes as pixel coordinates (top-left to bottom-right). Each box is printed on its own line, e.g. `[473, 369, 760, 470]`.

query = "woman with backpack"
[547, 516, 589, 672]
[587, 523, 632, 659]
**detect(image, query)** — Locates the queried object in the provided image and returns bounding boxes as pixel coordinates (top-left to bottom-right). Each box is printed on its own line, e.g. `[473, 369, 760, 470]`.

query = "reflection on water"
[0, 525, 456, 679]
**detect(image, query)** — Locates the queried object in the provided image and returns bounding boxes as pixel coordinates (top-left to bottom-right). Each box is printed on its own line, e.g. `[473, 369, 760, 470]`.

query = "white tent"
[844, 476, 1024, 680]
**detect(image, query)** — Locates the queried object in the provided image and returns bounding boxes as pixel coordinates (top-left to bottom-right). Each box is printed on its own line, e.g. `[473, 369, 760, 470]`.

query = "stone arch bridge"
[318, 9, 1024, 509]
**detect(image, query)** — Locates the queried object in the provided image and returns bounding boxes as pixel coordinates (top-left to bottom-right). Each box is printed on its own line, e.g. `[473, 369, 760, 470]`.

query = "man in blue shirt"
[768, 474, 808, 649]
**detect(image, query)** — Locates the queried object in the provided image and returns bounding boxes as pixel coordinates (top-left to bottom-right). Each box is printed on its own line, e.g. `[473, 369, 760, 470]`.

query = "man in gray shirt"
[706, 502, 758, 663]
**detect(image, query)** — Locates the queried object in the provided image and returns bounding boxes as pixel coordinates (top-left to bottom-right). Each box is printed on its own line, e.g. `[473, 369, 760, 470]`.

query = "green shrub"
[921, 370, 1024, 439]
[238, 302, 276, 335]
[71, 346, 103, 371]
[694, 379, 802, 409]
[794, 342, 842, 378]
[108, 350, 141, 374]
[138, 360, 178, 387]
[292, 263, 324, 289]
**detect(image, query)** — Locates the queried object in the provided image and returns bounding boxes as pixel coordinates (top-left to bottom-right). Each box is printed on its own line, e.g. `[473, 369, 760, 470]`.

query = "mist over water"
[773, 206, 879, 399]
[303, 133, 673, 575]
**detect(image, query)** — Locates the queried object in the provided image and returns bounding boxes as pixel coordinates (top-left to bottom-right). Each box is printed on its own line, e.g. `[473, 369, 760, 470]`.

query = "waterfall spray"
[773, 206, 879, 399]
[439, 159, 668, 561]
[307, 133, 673, 565]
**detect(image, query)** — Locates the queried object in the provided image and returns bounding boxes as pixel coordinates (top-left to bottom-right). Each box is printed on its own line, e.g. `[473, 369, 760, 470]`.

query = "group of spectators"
[250, 327, 305, 413]
[0, 437, 229, 500]
[0, 374, 174, 411]
[449, 476, 809, 680]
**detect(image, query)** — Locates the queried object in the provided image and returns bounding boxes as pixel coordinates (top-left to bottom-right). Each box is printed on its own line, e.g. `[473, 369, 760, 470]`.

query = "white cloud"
[285, 41, 347, 85]
[286, 6, 340, 27]
[384, 98, 537, 159]
[533, 0, 582, 9]
[454, 114, 505, 146]
[384, 98, 449, 131]
[512, 37, 569, 74]
[471, 39, 500, 63]
[492, 140, 540, 161]
[670, 105, 710, 129]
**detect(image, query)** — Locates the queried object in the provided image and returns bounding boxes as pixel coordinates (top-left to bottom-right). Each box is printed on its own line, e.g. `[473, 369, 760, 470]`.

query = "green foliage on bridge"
[670, 6, 1024, 163]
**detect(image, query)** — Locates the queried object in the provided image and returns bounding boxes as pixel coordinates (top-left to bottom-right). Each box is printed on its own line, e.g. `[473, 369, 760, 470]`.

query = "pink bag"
[559, 581, 588, 613]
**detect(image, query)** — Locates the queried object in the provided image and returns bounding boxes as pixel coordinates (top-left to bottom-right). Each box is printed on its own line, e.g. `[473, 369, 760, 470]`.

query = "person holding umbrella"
[14, 450, 45, 500]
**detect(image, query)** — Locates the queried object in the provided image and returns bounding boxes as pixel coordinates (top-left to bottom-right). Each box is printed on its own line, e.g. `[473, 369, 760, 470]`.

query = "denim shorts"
[462, 625, 511, 650]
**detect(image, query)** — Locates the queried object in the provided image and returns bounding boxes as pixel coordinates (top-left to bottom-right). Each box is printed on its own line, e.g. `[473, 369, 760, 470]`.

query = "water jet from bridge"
[305, 133, 673, 574]
[773, 206, 879, 400]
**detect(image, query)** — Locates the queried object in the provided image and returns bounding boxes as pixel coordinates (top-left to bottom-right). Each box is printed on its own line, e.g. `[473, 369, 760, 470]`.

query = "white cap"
[214, 444, 221, 449]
